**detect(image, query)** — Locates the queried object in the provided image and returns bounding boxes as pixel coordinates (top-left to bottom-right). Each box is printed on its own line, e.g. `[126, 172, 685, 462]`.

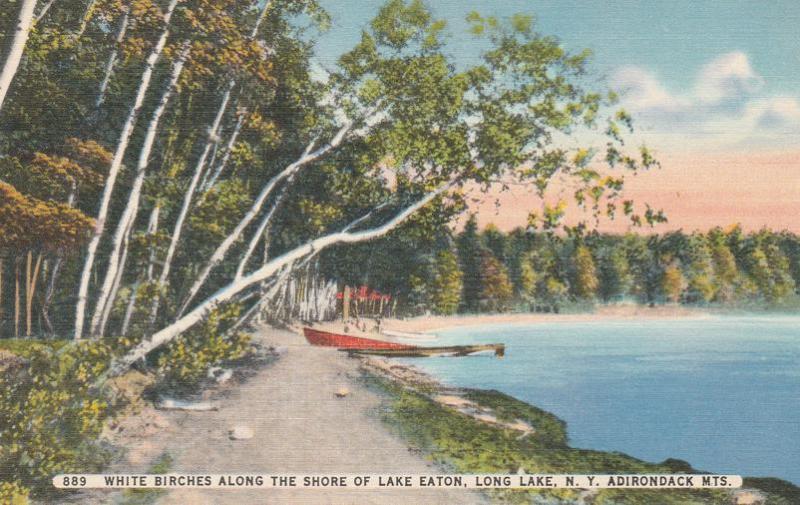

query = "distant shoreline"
[383, 305, 714, 334]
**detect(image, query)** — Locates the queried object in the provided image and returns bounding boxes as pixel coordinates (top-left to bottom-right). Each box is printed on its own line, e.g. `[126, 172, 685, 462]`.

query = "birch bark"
[89, 45, 189, 336]
[95, 7, 130, 109]
[107, 184, 449, 377]
[177, 122, 353, 316]
[0, 0, 37, 113]
[147, 82, 233, 324]
[74, 0, 179, 339]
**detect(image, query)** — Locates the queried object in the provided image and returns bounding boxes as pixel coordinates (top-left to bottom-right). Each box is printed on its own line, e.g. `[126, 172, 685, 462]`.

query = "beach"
[382, 305, 713, 334]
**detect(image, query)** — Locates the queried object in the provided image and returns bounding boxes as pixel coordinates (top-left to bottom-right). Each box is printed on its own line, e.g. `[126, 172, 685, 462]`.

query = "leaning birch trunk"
[144, 204, 160, 281]
[106, 185, 448, 378]
[0, 0, 37, 114]
[73, 0, 179, 340]
[89, 45, 189, 336]
[147, 83, 233, 325]
[41, 256, 61, 334]
[95, 7, 130, 109]
[177, 123, 353, 316]
[234, 179, 292, 278]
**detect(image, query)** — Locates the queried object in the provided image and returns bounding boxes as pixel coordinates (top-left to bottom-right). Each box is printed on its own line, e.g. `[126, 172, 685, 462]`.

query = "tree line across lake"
[324, 216, 800, 316]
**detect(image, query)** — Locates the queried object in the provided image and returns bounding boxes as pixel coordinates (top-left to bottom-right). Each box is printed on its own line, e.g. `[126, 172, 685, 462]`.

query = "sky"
[314, 1, 800, 232]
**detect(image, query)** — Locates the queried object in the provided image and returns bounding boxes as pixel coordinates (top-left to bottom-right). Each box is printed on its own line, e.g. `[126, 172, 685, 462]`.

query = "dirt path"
[86, 326, 483, 505]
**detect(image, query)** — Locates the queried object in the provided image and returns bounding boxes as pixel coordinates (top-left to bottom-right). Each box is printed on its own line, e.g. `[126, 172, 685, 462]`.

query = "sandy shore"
[383, 305, 713, 333]
[74, 326, 483, 505]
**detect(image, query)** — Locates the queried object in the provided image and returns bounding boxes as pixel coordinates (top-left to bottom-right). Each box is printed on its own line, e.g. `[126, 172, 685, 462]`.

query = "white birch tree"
[74, 0, 180, 339]
[89, 45, 190, 337]
[0, 0, 38, 113]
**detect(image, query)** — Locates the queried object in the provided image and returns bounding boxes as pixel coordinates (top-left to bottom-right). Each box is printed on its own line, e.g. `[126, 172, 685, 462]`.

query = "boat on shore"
[345, 343, 505, 358]
[302, 326, 416, 350]
[302, 327, 504, 358]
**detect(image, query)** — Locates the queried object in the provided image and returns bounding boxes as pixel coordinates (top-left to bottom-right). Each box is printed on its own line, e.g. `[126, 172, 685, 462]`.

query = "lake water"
[402, 317, 800, 484]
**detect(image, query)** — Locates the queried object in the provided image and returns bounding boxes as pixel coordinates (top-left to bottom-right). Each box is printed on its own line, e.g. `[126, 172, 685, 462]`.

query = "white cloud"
[612, 66, 686, 112]
[694, 51, 764, 104]
[611, 52, 799, 151]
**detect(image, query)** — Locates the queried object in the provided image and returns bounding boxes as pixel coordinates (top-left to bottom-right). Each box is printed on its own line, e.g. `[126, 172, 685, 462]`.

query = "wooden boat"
[303, 327, 504, 358]
[345, 343, 505, 358]
[302, 327, 416, 350]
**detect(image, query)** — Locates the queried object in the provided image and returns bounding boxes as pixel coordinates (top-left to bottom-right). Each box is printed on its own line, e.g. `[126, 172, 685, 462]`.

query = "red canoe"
[303, 327, 416, 350]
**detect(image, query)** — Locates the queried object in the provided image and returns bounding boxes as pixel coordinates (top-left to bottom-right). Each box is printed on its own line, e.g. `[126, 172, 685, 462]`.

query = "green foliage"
[597, 242, 632, 302]
[379, 381, 734, 505]
[0, 480, 29, 504]
[661, 263, 685, 303]
[428, 249, 463, 315]
[572, 245, 599, 300]
[0, 340, 117, 498]
[154, 305, 251, 394]
[478, 250, 513, 312]
[354, 222, 800, 314]
[456, 215, 483, 312]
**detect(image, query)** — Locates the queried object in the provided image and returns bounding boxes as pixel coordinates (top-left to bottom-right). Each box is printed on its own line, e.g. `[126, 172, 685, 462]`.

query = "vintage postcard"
[0, 0, 798, 504]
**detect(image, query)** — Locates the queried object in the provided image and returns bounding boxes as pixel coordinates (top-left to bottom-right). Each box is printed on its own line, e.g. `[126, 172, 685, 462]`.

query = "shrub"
[0, 480, 29, 504]
[0, 340, 116, 499]
[154, 304, 251, 394]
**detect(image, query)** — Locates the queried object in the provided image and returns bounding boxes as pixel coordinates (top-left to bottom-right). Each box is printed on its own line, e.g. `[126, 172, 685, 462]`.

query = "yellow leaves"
[0, 481, 29, 504]
[244, 111, 280, 145]
[66, 138, 113, 168]
[0, 182, 95, 252]
[121, 36, 148, 61]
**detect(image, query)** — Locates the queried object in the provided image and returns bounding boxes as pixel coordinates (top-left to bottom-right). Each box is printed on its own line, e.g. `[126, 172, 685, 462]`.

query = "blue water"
[402, 317, 800, 484]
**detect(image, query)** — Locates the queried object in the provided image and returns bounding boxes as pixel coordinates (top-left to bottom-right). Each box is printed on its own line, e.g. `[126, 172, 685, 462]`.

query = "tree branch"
[105, 181, 453, 379]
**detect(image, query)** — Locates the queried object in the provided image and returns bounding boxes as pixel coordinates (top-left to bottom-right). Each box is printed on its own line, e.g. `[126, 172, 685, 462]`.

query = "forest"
[0, 0, 662, 352]
[327, 217, 800, 316]
[3, 0, 790, 500]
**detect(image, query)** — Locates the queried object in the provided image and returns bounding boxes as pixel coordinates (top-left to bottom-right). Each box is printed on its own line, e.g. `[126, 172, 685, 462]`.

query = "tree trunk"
[234, 179, 291, 278]
[41, 256, 61, 335]
[34, 0, 56, 23]
[145, 204, 160, 281]
[14, 259, 20, 338]
[25, 251, 32, 336]
[90, 44, 189, 336]
[202, 112, 245, 192]
[198, 0, 272, 193]
[0, 0, 37, 114]
[96, 219, 132, 336]
[107, 184, 448, 377]
[148, 82, 233, 325]
[95, 7, 130, 109]
[76, 0, 97, 37]
[177, 123, 353, 316]
[120, 204, 160, 336]
[119, 281, 138, 336]
[74, 0, 179, 340]
[25, 252, 42, 336]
